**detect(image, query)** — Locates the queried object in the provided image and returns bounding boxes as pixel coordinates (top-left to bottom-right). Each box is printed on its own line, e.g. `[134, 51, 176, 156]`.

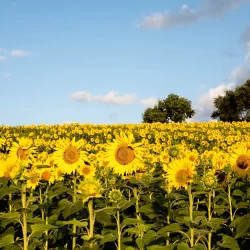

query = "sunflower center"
[82, 166, 91, 175]
[215, 171, 227, 183]
[31, 178, 38, 184]
[42, 170, 51, 181]
[175, 169, 190, 185]
[189, 155, 195, 162]
[63, 146, 80, 164]
[115, 144, 135, 165]
[17, 148, 29, 160]
[236, 154, 250, 170]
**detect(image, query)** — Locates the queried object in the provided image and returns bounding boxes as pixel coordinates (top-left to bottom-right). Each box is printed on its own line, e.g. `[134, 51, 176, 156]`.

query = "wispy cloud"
[140, 97, 158, 108]
[11, 50, 31, 57]
[190, 24, 250, 121]
[70, 91, 137, 105]
[139, 0, 250, 29]
[0, 56, 6, 61]
[4, 73, 12, 79]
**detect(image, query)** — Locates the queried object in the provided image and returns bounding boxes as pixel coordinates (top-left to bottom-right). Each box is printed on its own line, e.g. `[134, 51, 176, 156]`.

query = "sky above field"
[1, 0, 250, 125]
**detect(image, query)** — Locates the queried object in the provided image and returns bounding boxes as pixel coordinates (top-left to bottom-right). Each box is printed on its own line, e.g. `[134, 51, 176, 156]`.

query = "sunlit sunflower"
[0, 157, 22, 181]
[78, 178, 102, 202]
[212, 152, 229, 171]
[21, 168, 40, 190]
[53, 137, 87, 174]
[9, 137, 36, 164]
[230, 145, 250, 177]
[163, 157, 196, 190]
[77, 163, 96, 179]
[105, 132, 144, 175]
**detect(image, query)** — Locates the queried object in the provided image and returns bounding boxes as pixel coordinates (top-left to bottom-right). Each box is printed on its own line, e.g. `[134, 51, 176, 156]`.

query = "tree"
[142, 94, 195, 123]
[211, 79, 250, 122]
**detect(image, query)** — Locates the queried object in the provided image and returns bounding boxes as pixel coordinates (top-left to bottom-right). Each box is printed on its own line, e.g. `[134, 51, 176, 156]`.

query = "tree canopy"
[211, 79, 250, 122]
[142, 94, 195, 123]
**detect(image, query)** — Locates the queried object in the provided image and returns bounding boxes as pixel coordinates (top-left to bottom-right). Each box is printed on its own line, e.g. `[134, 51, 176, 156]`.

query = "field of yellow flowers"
[1, 122, 250, 250]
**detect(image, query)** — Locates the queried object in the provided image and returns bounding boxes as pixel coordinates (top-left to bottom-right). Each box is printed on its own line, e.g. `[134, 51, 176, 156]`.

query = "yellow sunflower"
[0, 157, 22, 181]
[21, 167, 40, 190]
[163, 157, 196, 190]
[9, 137, 36, 164]
[105, 132, 144, 175]
[53, 137, 87, 174]
[77, 163, 96, 179]
[212, 151, 229, 171]
[230, 145, 250, 177]
[78, 178, 102, 202]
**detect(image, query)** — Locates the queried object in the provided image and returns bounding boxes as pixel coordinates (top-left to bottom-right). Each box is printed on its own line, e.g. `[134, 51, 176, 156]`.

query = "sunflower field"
[1, 122, 250, 250]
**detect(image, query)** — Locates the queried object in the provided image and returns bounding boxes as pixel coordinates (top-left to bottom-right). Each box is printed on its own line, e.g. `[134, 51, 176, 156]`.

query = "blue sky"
[1, 0, 250, 125]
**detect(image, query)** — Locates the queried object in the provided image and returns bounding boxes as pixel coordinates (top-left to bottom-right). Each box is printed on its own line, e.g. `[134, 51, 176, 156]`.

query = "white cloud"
[4, 73, 12, 79]
[191, 83, 236, 121]
[11, 50, 31, 57]
[70, 91, 137, 105]
[139, 0, 250, 29]
[140, 97, 158, 108]
[0, 56, 6, 61]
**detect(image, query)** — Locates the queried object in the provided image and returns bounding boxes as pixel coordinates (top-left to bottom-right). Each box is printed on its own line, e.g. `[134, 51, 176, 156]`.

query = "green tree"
[142, 94, 195, 123]
[211, 79, 250, 122]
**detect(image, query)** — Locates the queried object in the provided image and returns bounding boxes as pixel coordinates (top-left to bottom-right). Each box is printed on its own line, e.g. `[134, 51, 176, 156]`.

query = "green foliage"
[142, 94, 195, 123]
[212, 78, 250, 122]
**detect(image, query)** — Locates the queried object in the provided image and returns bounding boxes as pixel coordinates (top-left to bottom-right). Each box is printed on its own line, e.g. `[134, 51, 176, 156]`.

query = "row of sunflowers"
[0, 122, 250, 250]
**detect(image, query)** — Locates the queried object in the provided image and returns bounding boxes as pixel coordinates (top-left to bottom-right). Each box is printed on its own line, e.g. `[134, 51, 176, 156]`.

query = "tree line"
[142, 78, 250, 123]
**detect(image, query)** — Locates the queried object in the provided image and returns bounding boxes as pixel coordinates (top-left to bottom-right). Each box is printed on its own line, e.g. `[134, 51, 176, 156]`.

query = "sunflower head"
[77, 164, 95, 179]
[202, 171, 217, 189]
[108, 189, 123, 203]
[164, 158, 196, 190]
[230, 146, 250, 177]
[78, 178, 102, 202]
[105, 133, 144, 175]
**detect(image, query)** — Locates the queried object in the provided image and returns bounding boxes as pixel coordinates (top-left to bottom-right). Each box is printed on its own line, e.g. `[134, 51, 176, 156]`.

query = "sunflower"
[163, 157, 196, 190]
[78, 178, 102, 202]
[212, 151, 229, 171]
[9, 137, 36, 164]
[53, 137, 87, 174]
[0, 157, 22, 181]
[230, 145, 250, 177]
[21, 167, 41, 190]
[105, 132, 144, 175]
[77, 163, 96, 179]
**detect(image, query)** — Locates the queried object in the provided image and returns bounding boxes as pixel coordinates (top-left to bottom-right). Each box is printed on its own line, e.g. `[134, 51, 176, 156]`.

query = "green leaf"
[59, 199, 83, 219]
[56, 220, 88, 227]
[219, 235, 240, 250]
[177, 242, 190, 250]
[95, 211, 112, 225]
[147, 246, 170, 250]
[136, 237, 144, 249]
[193, 243, 207, 250]
[48, 186, 68, 200]
[0, 235, 14, 248]
[139, 204, 154, 214]
[31, 224, 57, 238]
[143, 230, 158, 246]
[121, 198, 136, 211]
[0, 187, 17, 199]
[0, 212, 20, 222]
[121, 218, 141, 228]
[235, 214, 250, 239]
[158, 223, 181, 235]
[100, 231, 117, 244]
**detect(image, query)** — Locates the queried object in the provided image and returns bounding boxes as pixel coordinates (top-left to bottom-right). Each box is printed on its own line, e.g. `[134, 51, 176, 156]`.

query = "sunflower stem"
[133, 187, 141, 220]
[21, 183, 28, 250]
[207, 190, 212, 250]
[228, 184, 233, 222]
[188, 185, 194, 248]
[88, 199, 95, 249]
[116, 209, 121, 250]
[72, 172, 77, 250]
[9, 193, 12, 212]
